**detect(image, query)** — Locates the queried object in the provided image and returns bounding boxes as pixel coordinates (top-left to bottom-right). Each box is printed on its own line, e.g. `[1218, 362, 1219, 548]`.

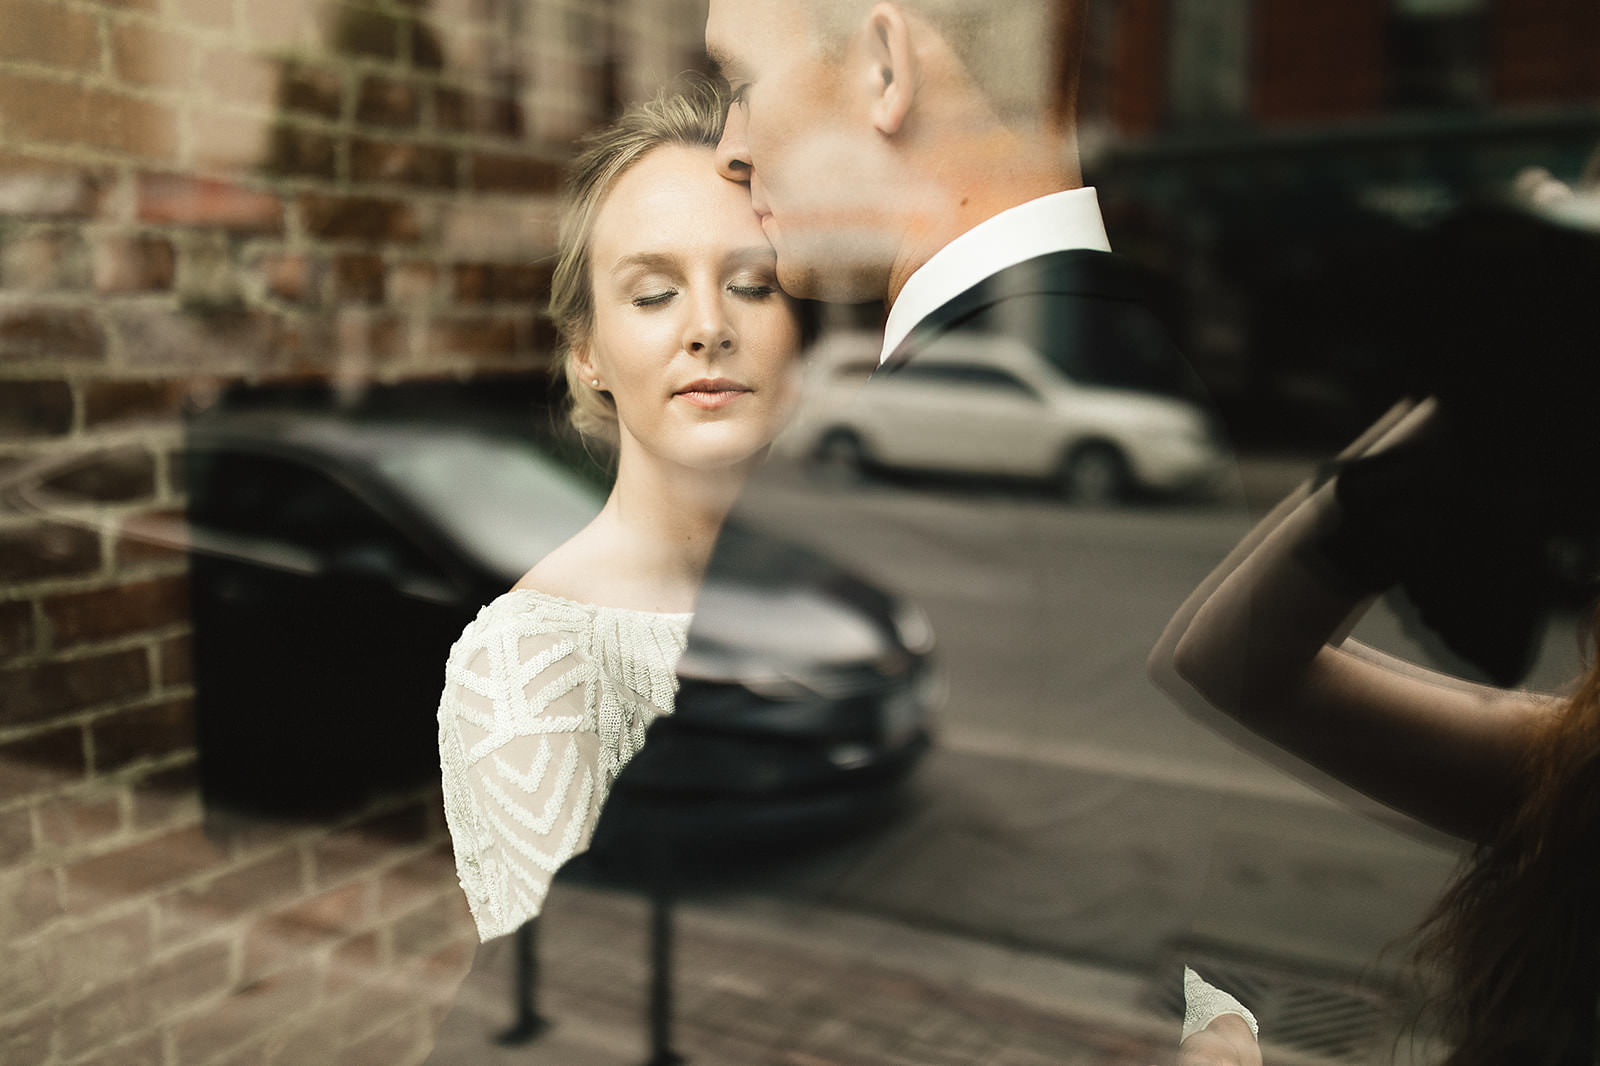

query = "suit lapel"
[875, 248, 1138, 376]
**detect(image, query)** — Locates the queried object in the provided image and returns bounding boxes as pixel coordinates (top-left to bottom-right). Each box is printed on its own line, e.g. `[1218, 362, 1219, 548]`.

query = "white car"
[776, 332, 1228, 502]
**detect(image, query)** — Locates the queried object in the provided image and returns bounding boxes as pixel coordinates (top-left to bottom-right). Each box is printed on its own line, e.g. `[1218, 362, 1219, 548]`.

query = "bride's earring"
[591, 378, 600, 388]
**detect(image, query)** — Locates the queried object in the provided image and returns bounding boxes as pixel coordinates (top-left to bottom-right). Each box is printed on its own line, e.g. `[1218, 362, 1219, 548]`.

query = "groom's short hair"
[805, 0, 1085, 125]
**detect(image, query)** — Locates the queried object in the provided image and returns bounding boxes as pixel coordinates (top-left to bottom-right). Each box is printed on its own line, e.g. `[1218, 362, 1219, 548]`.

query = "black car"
[160, 390, 935, 831]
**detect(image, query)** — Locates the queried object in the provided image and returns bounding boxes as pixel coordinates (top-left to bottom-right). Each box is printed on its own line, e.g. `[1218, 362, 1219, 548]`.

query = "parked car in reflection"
[151, 393, 936, 831]
[776, 333, 1228, 503]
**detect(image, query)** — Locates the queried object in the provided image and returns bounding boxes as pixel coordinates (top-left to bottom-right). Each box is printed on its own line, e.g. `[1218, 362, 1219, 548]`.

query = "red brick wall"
[0, 1, 705, 1062]
[1491, 0, 1600, 105]
[1250, 0, 1388, 124]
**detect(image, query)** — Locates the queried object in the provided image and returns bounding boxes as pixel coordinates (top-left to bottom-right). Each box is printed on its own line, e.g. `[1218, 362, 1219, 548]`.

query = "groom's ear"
[862, 2, 916, 137]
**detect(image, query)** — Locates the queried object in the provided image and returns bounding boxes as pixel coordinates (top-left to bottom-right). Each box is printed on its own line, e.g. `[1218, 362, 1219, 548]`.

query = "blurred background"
[1, 1, 1597, 1065]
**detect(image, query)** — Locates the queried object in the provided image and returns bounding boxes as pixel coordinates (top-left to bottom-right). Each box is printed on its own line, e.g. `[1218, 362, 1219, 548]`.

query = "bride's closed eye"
[631, 289, 677, 308]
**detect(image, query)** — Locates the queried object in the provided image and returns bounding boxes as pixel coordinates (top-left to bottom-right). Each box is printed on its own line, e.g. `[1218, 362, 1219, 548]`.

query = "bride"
[436, 80, 803, 942]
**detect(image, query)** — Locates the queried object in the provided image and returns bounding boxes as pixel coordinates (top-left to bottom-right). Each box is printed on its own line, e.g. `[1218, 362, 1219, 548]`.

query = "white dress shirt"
[879, 186, 1111, 365]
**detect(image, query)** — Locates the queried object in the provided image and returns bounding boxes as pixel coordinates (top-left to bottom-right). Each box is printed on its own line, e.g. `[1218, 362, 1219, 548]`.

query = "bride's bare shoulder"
[512, 529, 610, 603]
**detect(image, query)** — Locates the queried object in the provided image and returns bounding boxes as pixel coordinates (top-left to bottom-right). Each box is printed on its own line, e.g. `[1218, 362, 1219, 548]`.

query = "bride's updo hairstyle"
[548, 77, 728, 448]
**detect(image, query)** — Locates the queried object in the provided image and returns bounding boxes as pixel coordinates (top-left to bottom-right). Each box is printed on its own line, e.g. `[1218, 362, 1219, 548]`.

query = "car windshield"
[373, 431, 603, 580]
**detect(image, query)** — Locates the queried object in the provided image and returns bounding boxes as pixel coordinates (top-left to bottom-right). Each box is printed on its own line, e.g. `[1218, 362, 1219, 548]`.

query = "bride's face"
[577, 144, 802, 473]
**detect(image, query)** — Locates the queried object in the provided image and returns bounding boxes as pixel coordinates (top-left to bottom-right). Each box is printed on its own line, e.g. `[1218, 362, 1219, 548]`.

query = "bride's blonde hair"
[548, 76, 729, 448]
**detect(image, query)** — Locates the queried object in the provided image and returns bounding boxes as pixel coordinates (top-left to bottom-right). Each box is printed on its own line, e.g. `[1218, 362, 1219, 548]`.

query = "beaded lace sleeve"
[437, 590, 689, 942]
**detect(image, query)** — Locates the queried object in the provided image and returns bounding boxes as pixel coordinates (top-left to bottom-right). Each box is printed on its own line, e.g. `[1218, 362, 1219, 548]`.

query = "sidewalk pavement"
[425, 880, 1299, 1066]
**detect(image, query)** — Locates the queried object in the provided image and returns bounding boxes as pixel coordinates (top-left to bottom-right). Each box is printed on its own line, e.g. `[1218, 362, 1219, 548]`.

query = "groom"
[705, 0, 1180, 393]
[700, 2, 1258, 1063]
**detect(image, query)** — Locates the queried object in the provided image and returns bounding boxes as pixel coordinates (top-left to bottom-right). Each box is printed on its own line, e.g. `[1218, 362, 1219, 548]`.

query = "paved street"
[721, 458, 1584, 976]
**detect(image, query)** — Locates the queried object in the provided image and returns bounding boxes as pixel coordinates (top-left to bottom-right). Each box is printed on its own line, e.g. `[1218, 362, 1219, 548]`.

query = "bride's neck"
[600, 446, 753, 591]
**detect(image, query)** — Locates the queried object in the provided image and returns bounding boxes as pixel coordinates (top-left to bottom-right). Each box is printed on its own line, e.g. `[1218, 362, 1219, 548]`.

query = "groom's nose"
[716, 104, 752, 184]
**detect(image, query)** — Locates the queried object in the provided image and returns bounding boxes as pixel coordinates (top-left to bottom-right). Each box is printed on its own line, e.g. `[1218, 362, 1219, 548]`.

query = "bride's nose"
[683, 292, 736, 355]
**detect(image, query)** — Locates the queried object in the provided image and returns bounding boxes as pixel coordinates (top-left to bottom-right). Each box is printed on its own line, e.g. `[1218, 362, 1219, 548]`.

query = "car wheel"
[812, 429, 870, 484]
[1060, 442, 1128, 505]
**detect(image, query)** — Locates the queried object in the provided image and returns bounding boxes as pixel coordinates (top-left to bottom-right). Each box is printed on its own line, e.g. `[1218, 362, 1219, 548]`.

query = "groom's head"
[706, 0, 1084, 302]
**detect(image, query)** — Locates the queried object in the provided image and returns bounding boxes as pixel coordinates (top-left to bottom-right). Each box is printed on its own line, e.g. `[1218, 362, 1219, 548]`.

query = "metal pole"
[496, 917, 551, 1045]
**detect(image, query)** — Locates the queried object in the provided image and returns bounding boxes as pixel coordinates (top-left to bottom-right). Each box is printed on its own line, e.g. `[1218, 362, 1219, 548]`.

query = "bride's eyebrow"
[610, 252, 678, 276]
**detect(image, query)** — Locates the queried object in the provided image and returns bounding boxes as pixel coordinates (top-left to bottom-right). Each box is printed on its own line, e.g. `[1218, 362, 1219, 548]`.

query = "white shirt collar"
[879, 186, 1111, 364]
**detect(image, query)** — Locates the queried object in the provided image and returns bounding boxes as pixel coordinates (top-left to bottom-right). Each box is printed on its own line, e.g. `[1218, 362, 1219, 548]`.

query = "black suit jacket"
[875, 249, 1191, 401]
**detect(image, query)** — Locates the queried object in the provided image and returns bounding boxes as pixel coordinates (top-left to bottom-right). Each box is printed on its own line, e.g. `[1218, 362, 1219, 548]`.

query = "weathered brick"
[350, 137, 457, 189]
[356, 75, 419, 127]
[0, 867, 64, 941]
[0, 599, 33, 659]
[261, 122, 339, 180]
[0, 1012, 52, 1066]
[0, 520, 101, 582]
[1, 940, 57, 1016]
[299, 194, 420, 243]
[200, 46, 277, 109]
[144, 939, 231, 1021]
[326, 928, 381, 990]
[388, 260, 435, 305]
[91, 696, 196, 772]
[0, 306, 105, 361]
[128, 757, 200, 829]
[391, 891, 467, 961]
[39, 445, 159, 505]
[0, 0, 102, 73]
[425, 315, 518, 358]
[192, 110, 280, 175]
[332, 253, 386, 303]
[137, 174, 283, 233]
[0, 804, 31, 863]
[68, 1032, 164, 1066]
[0, 228, 91, 290]
[84, 379, 186, 425]
[0, 650, 151, 728]
[258, 1006, 345, 1066]
[311, 803, 429, 887]
[342, 1013, 424, 1066]
[327, 6, 406, 62]
[63, 824, 226, 912]
[406, 16, 445, 71]
[470, 151, 564, 194]
[259, 253, 322, 305]
[439, 201, 557, 258]
[157, 633, 193, 687]
[111, 22, 196, 92]
[0, 73, 180, 161]
[243, 880, 369, 980]
[116, 508, 188, 568]
[56, 976, 143, 1060]
[92, 234, 177, 293]
[174, 0, 233, 30]
[244, 0, 319, 49]
[0, 379, 73, 438]
[46, 575, 188, 650]
[279, 60, 345, 119]
[434, 86, 522, 137]
[452, 262, 551, 304]
[51, 908, 152, 996]
[35, 788, 122, 849]
[374, 843, 453, 919]
[159, 849, 303, 942]
[113, 307, 285, 370]
[0, 726, 87, 804]
[173, 962, 319, 1066]
[0, 153, 103, 218]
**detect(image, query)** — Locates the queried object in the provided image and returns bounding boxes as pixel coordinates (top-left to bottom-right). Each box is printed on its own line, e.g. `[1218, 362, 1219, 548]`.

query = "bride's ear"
[572, 341, 600, 390]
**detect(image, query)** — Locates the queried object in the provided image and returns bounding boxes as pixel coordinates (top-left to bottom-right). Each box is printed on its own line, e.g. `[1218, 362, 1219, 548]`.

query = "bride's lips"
[675, 378, 752, 410]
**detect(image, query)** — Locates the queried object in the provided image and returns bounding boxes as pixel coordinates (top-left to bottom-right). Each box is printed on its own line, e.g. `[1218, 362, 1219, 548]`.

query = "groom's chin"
[775, 245, 890, 305]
